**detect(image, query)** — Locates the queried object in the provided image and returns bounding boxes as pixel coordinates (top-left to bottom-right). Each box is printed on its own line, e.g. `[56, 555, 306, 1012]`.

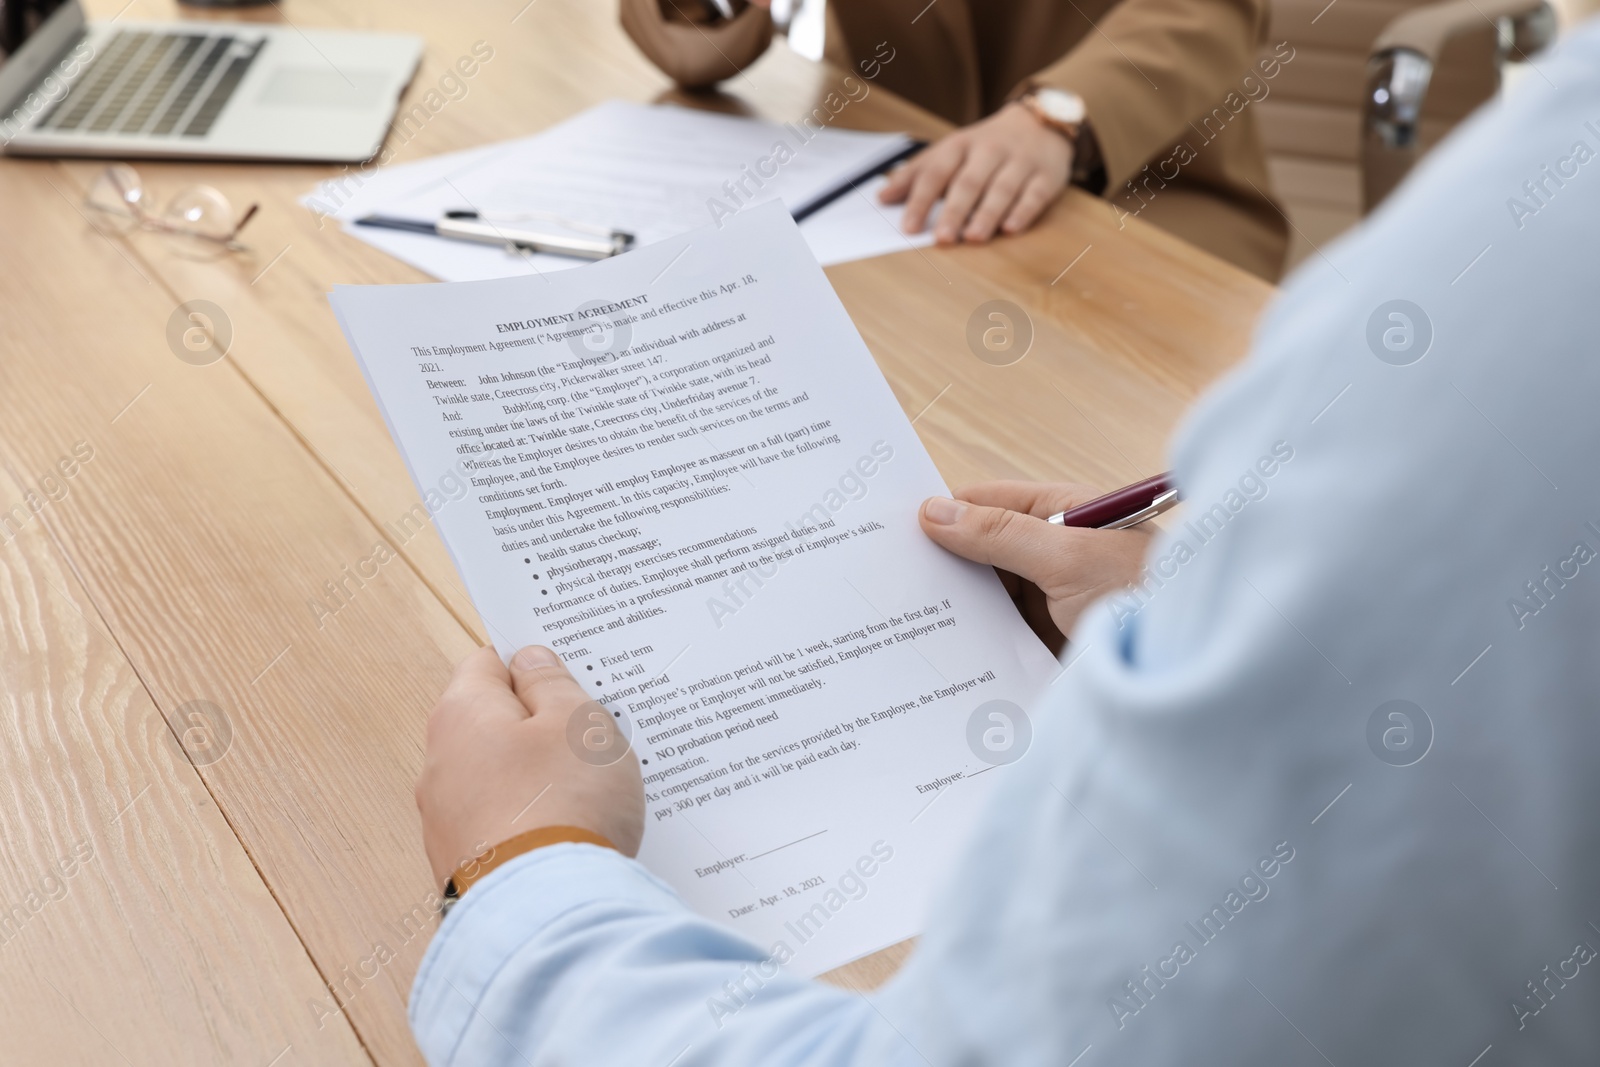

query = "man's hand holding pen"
[919, 481, 1158, 652]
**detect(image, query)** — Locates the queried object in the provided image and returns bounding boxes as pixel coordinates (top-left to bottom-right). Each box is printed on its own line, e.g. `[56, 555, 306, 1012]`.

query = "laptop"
[0, 0, 422, 162]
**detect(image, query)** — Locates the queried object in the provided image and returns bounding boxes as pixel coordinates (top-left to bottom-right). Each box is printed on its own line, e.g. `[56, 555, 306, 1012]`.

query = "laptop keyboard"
[37, 31, 263, 139]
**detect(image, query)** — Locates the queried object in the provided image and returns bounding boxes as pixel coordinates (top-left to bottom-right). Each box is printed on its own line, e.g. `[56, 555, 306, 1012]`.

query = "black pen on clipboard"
[790, 139, 925, 223]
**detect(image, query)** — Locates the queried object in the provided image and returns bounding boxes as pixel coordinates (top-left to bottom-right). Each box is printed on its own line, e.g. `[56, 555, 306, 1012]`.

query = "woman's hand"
[415, 646, 644, 889]
[618, 0, 774, 89]
[919, 481, 1152, 651]
[879, 103, 1073, 245]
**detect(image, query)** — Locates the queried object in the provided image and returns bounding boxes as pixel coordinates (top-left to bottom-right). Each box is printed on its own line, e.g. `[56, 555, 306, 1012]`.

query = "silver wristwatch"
[1019, 87, 1087, 141]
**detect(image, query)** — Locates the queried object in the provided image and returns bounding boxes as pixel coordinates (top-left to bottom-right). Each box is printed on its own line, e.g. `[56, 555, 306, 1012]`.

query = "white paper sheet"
[329, 202, 1054, 976]
[307, 100, 934, 279]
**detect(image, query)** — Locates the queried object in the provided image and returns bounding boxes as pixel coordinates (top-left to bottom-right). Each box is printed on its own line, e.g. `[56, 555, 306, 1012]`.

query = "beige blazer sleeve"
[1025, 0, 1270, 192]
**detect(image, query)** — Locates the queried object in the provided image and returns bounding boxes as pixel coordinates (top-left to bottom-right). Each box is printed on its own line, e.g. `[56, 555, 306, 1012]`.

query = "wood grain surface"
[0, 0, 1273, 1060]
[0, 463, 372, 1065]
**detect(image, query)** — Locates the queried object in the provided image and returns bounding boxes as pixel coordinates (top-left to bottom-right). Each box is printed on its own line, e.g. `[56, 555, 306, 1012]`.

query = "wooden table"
[0, 2, 1272, 1063]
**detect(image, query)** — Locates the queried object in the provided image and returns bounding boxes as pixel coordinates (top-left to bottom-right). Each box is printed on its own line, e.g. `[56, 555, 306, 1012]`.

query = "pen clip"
[1100, 488, 1181, 530]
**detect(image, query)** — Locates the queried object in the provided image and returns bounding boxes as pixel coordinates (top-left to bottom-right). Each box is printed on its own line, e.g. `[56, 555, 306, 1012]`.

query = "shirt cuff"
[448, 824, 616, 900]
[408, 843, 685, 1060]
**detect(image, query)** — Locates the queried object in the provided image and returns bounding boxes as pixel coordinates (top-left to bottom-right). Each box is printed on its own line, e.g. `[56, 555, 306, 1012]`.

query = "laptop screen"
[0, 0, 83, 123]
[2, 0, 71, 58]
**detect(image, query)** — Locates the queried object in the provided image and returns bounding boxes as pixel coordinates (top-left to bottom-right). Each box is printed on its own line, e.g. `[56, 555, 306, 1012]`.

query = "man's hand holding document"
[330, 201, 1057, 975]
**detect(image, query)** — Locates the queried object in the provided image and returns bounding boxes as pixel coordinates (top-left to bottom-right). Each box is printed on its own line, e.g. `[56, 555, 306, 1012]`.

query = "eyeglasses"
[84, 163, 258, 252]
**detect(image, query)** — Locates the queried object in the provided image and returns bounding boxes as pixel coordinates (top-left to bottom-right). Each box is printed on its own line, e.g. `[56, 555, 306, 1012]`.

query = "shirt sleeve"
[409, 843, 912, 1066]
[1023, 0, 1270, 191]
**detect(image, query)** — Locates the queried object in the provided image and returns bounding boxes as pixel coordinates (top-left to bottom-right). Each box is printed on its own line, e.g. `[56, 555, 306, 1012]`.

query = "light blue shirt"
[410, 22, 1600, 1065]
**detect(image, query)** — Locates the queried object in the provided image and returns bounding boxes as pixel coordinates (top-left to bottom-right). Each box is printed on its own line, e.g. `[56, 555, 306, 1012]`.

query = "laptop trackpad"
[257, 67, 389, 110]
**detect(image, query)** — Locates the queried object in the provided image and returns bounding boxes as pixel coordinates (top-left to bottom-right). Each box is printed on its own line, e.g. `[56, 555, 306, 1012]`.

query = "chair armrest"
[1375, 0, 1548, 61]
[1361, 0, 1556, 210]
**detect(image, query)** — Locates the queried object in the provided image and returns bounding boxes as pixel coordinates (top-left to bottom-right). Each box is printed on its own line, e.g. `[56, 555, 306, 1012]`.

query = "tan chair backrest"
[1260, 0, 1498, 166]
[1254, 0, 1499, 262]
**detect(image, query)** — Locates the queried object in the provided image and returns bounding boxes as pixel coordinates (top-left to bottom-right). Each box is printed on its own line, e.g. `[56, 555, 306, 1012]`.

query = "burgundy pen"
[1047, 472, 1180, 529]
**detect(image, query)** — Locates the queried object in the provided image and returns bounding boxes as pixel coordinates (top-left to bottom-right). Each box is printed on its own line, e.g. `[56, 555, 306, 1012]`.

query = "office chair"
[1257, 0, 1560, 262]
[1363, 0, 1557, 208]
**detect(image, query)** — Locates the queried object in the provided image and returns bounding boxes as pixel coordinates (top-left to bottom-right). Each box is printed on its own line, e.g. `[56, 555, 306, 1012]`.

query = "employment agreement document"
[331, 202, 1058, 975]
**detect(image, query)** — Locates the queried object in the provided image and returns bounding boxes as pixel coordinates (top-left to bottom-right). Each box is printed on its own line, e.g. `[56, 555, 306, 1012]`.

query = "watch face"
[1036, 89, 1086, 126]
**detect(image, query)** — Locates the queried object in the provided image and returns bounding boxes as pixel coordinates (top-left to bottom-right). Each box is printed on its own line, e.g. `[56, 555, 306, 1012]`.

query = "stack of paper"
[309, 100, 934, 279]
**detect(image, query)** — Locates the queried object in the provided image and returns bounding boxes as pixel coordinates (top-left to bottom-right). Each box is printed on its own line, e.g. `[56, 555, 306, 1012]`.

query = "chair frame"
[1361, 0, 1558, 210]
